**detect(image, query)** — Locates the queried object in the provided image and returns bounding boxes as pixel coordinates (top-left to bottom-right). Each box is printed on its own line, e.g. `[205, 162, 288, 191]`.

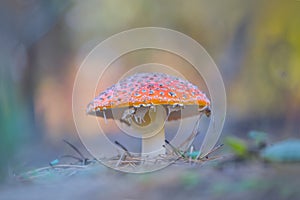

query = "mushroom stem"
[141, 127, 165, 158]
[121, 105, 167, 158]
[135, 105, 167, 158]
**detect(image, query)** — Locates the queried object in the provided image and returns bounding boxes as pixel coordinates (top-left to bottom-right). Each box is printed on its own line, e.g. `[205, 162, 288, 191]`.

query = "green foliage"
[261, 139, 300, 162]
[225, 137, 248, 157]
[248, 131, 268, 146]
[49, 159, 60, 166]
[186, 151, 201, 159]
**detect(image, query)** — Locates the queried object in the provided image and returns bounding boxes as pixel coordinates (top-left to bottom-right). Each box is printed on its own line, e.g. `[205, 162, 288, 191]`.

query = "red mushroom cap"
[87, 73, 211, 119]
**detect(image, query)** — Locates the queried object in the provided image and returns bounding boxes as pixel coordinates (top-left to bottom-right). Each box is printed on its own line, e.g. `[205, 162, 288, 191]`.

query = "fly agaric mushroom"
[87, 72, 211, 158]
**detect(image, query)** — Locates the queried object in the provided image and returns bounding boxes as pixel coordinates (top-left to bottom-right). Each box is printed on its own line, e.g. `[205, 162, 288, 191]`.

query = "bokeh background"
[1, 0, 300, 199]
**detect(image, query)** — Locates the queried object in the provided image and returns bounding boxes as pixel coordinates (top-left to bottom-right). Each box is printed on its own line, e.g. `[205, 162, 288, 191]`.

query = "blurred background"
[1, 0, 300, 197]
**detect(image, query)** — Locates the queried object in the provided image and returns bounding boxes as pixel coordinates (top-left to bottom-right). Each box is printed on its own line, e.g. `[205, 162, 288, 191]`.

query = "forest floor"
[1, 146, 300, 200]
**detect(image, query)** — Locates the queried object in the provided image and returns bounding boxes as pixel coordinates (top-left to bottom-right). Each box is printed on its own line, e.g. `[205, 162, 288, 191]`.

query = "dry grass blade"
[178, 114, 203, 150]
[63, 140, 87, 161]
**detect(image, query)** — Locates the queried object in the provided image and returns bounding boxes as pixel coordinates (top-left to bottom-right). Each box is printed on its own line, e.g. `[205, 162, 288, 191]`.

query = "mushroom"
[86, 72, 211, 158]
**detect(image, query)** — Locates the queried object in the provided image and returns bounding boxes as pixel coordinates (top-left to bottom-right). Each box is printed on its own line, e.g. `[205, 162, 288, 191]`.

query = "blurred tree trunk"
[0, 0, 71, 181]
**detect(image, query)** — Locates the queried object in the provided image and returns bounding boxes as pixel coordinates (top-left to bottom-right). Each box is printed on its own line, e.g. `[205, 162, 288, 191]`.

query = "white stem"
[141, 127, 165, 157]
[120, 105, 167, 158]
[135, 105, 167, 158]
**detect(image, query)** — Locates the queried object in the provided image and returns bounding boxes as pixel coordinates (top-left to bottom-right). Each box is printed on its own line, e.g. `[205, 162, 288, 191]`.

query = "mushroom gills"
[120, 105, 184, 126]
[167, 104, 183, 116]
[120, 107, 135, 125]
[121, 106, 156, 126]
[133, 106, 150, 124]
